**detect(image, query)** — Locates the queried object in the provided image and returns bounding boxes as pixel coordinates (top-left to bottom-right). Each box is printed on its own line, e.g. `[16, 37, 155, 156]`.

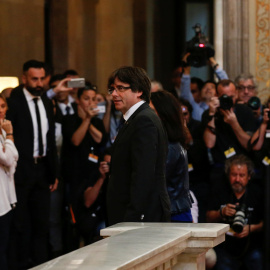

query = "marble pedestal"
[31, 222, 229, 270]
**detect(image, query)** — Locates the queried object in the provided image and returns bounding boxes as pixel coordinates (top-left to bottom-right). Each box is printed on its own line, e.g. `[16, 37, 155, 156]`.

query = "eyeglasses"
[237, 85, 256, 91]
[108, 85, 131, 95]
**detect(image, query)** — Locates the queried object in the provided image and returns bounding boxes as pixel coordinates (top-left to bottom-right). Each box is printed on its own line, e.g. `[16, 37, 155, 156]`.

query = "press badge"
[224, 147, 236, 158]
[88, 153, 98, 163]
[262, 156, 270, 166]
[188, 164, 194, 172]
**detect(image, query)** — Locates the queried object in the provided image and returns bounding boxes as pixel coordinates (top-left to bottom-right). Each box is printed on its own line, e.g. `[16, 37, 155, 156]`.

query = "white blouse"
[0, 131, 19, 216]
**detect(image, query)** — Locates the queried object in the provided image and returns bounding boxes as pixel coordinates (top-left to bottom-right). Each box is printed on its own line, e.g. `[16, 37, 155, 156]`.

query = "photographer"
[180, 55, 228, 121]
[206, 155, 263, 270]
[202, 80, 257, 185]
[72, 150, 111, 245]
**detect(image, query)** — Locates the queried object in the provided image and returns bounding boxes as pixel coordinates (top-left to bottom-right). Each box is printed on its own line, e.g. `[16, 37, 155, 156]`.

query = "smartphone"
[67, 78, 85, 88]
[97, 105, 106, 113]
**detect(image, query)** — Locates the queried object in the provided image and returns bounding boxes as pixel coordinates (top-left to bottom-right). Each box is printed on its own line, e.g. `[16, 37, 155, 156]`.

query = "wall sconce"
[0, 76, 19, 92]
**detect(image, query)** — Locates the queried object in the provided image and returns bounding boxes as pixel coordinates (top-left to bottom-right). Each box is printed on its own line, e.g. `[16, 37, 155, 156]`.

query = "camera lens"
[232, 204, 246, 233]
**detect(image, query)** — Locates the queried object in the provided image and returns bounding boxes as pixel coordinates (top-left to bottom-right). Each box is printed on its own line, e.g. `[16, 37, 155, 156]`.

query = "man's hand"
[220, 108, 238, 126]
[49, 179, 59, 192]
[262, 108, 270, 124]
[99, 161, 110, 179]
[209, 97, 220, 115]
[53, 78, 73, 94]
[222, 203, 237, 217]
[234, 225, 250, 238]
[182, 53, 191, 75]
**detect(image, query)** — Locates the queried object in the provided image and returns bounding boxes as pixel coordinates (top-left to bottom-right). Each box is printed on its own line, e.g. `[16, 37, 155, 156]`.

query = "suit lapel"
[19, 89, 35, 136]
[113, 102, 149, 145]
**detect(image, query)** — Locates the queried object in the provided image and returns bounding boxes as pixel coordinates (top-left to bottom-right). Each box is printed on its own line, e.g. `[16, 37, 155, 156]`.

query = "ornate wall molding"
[256, 0, 270, 102]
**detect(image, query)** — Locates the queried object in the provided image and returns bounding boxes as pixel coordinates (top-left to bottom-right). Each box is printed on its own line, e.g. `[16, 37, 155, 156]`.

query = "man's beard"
[26, 86, 44, 97]
[231, 183, 245, 194]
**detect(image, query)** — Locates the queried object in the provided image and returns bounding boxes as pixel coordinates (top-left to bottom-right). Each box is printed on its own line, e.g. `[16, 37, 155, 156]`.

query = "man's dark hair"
[202, 80, 217, 90]
[63, 69, 78, 77]
[191, 77, 204, 91]
[217, 79, 235, 94]
[225, 154, 254, 178]
[44, 62, 53, 77]
[49, 74, 65, 86]
[77, 81, 96, 99]
[178, 97, 193, 114]
[108, 66, 151, 103]
[150, 91, 187, 147]
[23, 60, 44, 72]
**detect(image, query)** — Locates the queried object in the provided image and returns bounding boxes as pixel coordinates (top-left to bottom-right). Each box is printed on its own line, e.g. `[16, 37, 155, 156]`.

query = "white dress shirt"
[123, 100, 145, 121]
[57, 102, 75, 116]
[23, 88, 49, 157]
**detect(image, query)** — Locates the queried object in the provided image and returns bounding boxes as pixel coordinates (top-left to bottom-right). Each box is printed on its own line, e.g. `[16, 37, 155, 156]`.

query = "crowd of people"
[0, 57, 268, 270]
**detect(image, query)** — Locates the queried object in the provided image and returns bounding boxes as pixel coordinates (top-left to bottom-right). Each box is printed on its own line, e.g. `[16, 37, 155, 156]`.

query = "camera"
[247, 96, 261, 111]
[67, 78, 86, 88]
[186, 23, 215, 67]
[219, 94, 233, 110]
[232, 204, 246, 233]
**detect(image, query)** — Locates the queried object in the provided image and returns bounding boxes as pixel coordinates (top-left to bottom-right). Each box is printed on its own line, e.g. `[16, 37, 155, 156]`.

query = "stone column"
[214, 0, 224, 69]
[223, 0, 249, 80]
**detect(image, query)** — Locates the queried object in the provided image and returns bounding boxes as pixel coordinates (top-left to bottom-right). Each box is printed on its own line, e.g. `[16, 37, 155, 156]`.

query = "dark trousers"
[0, 210, 13, 270]
[8, 161, 50, 270]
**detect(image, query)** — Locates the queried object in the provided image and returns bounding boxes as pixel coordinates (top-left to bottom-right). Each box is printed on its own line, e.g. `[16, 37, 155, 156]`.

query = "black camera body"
[219, 94, 233, 111]
[231, 204, 246, 233]
[186, 24, 215, 67]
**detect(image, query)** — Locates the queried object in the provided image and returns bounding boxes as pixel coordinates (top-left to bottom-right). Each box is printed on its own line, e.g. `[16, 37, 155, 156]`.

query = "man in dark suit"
[106, 66, 171, 226]
[6, 60, 70, 269]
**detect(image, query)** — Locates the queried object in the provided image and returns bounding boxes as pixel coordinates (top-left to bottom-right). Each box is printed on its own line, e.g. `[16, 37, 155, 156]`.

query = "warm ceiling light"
[0, 76, 19, 92]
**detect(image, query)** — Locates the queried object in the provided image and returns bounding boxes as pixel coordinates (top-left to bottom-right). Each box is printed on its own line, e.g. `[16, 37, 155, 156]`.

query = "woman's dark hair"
[0, 93, 7, 105]
[178, 97, 193, 114]
[108, 66, 151, 103]
[150, 91, 188, 148]
[77, 81, 96, 99]
[0, 93, 8, 111]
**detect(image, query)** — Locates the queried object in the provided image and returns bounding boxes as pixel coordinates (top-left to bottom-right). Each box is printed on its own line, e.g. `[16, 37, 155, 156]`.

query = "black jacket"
[7, 85, 57, 184]
[166, 142, 192, 214]
[106, 103, 171, 225]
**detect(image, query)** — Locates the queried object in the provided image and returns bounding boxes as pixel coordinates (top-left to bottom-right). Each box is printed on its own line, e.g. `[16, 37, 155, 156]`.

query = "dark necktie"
[33, 98, 44, 156]
[117, 116, 126, 131]
[66, 106, 70, 115]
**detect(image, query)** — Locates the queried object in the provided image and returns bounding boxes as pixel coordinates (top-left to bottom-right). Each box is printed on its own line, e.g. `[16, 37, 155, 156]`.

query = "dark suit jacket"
[7, 85, 57, 184]
[106, 102, 171, 225]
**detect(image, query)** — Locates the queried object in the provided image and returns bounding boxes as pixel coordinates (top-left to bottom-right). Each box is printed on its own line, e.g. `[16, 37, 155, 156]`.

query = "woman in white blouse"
[0, 94, 18, 270]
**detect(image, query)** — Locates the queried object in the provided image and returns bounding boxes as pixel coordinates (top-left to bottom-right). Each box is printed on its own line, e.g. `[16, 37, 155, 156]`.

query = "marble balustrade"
[31, 222, 229, 270]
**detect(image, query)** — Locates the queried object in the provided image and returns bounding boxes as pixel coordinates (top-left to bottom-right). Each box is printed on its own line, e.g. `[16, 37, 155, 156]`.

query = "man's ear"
[136, 91, 143, 99]
[22, 74, 26, 84]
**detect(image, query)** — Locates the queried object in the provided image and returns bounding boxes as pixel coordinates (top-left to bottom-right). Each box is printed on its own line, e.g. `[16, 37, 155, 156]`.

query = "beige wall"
[1, 0, 270, 100]
[0, 0, 44, 81]
[95, 0, 134, 92]
[0, 0, 134, 91]
[51, 0, 134, 92]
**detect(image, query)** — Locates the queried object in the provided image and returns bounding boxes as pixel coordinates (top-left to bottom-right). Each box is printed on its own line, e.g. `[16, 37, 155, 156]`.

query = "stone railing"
[31, 223, 229, 270]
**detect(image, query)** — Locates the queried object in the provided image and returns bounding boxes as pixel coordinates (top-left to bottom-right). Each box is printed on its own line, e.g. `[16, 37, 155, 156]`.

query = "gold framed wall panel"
[256, 0, 270, 103]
